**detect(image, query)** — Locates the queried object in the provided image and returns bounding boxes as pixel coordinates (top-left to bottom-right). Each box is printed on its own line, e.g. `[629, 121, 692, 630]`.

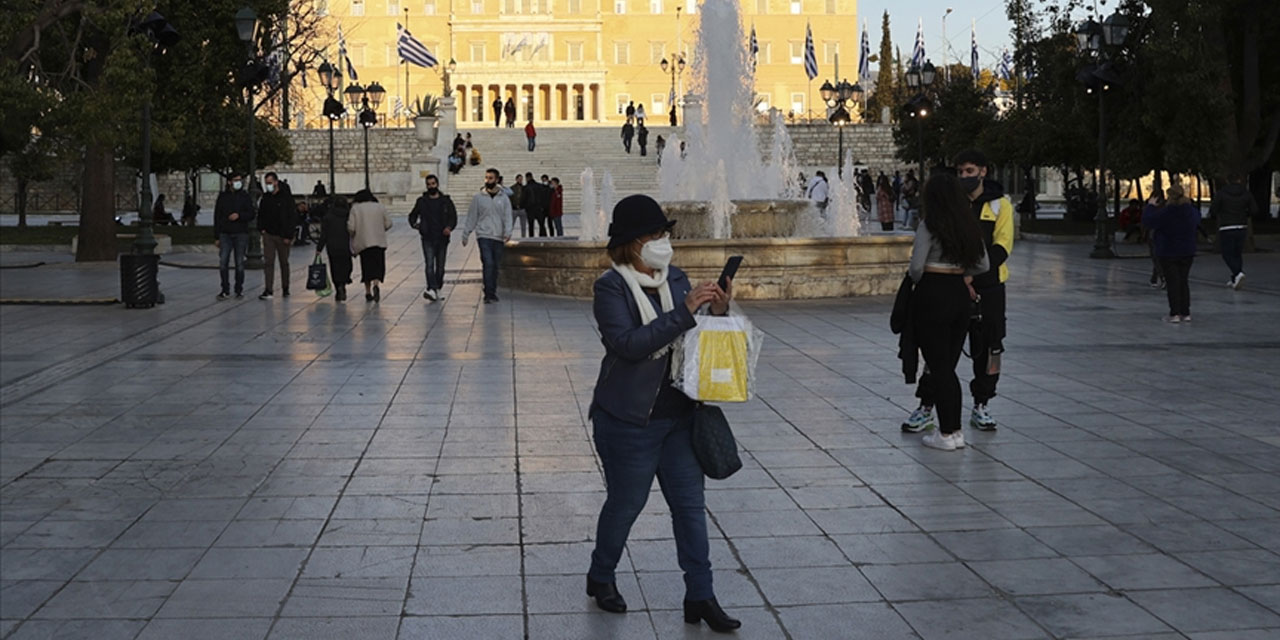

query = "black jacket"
[890, 274, 919, 384]
[408, 192, 459, 241]
[591, 267, 697, 426]
[1210, 183, 1257, 228]
[622, 123, 635, 140]
[638, 127, 649, 145]
[524, 182, 549, 215]
[213, 188, 255, 237]
[256, 184, 297, 238]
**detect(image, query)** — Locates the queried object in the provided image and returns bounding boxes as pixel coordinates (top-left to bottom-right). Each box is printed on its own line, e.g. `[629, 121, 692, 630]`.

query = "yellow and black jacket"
[972, 179, 1014, 290]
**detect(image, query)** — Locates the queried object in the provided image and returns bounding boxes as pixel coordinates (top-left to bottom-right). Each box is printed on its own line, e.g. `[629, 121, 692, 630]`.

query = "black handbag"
[691, 404, 742, 480]
[306, 255, 329, 291]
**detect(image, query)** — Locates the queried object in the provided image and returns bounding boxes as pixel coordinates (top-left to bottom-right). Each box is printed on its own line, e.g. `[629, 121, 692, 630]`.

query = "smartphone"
[718, 255, 744, 291]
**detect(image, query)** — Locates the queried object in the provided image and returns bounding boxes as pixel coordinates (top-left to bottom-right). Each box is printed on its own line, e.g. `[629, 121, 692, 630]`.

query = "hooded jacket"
[1209, 183, 1257, 228]
[970, 178, 1014, 291]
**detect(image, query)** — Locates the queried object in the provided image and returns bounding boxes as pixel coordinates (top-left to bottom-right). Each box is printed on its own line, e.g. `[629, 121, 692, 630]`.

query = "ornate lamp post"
[660, 53, 686, 125]
[1076, 11, 1130, 259]
[903, 60, 936, 180]
[235, 6, 265, 269]
[317, 61, 345, 194]
[346, 82, 385, 191]
[820, 75, 864, 177]
[132, 12, 179, 258]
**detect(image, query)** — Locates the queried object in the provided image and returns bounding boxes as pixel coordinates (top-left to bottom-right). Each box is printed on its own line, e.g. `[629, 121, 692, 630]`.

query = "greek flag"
[339, 24, 358, 82]
[999, 48, 1012, 81]
[970, 22, 979, 81]
[803, 23, 818, 80]
[397, 23, 438, 68]
[749, 24, 758, 71]
[858, 20, 871, 85]
[911, 18, 926, 68]
[392, 95, 404, 118]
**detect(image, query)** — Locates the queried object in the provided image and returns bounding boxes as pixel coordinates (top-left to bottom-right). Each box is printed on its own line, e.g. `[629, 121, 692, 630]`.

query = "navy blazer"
[591, 266, 696, 426]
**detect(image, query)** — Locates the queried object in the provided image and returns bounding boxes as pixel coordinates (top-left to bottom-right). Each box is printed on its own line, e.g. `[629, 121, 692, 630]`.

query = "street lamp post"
[317, 62, 345, 195]
[132, 12, 179, 258]
[819, 64, 864, 178]
[903, 60, 936, 180]
[235, 7, 264, 269]
[346, 82, 385, 191]
[660, 53, 686, 126]
[1076, 11, 1130, 259]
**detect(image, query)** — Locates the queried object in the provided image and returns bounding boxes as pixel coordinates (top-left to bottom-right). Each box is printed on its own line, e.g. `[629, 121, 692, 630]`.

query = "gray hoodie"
[462, 188, 514, 242]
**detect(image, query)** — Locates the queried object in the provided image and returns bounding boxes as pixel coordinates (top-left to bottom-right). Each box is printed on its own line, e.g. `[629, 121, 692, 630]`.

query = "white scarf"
[612, 263, 682, 365]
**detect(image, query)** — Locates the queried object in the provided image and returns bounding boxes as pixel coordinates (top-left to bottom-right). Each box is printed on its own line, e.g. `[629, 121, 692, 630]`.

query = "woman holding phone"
[585, 194, 740, 632]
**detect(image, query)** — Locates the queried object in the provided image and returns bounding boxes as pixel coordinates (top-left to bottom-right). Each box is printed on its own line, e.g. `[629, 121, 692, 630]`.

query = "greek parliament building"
[311, 0, 856, 126]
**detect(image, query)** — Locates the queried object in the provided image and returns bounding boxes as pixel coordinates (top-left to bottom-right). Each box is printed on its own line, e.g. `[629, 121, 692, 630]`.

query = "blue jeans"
[218, 232, 249, 294]
[528, 137, 536, 151]
[477, 237, 504, 299]
[588, 410, 712, 601]
[1220, 227, 1246, 277]
[550, 217, 563, 236]
[421, 236, 448, 291]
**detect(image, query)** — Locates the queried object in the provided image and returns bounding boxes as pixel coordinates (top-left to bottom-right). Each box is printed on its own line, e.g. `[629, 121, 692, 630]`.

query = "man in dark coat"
[492, 97, 503, 127]
[637, 124, 649, 157]
[621, 121, 634, 154]
[523, 171, 549, 237]
[255, 171, 297, 299]
[408, 174, 459, 301]
[213, 172, 256, 299]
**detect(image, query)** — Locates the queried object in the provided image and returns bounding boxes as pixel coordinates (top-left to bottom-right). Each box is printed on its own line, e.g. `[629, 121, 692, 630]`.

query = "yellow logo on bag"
[697, 329, 750, 403]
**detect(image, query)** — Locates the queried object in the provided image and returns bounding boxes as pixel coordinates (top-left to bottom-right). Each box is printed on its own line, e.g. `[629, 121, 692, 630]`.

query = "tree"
[866, 11, 895, 123]
[893, 73, 999, 171]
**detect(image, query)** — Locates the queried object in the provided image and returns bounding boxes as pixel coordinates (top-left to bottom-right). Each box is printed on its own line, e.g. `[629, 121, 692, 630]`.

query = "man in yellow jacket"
[902, 149, 1014, 434]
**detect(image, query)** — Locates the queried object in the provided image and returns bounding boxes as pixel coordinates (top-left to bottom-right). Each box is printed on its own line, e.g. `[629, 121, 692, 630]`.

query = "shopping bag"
[675, 313, 762, 403]
[307, 254, 329, 291]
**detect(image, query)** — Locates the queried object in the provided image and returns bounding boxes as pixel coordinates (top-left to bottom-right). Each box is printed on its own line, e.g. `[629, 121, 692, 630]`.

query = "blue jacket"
[1143, 202, 1201, 258]
[591, 266, 696, 426]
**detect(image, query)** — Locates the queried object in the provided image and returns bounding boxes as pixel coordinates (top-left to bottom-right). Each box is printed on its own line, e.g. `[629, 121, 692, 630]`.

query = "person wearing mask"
[347, 189, 393, 302]
[256, 172, 297, 299]
[314, 197, 354, 302]
[213, 172, 255, 300]
[877, 174, 895, 231]
[1209, 173, 1257, 290]
[1144, 184, 1202, 322]
[524, 171, 548, 237]
[460, 169, 514, 303]
[525, 119, 537, 152]
[549, 177, 565, 236]
[637, 124, 649, 157]
[510, 174, 529, 237]
[806, 171, 829, 214]
[902, 150, 1013, 435]
[621, 121, 635, 154]
[409, 174, 458, 302]
[906, 174, 989, 450]
[585, 195, 739, 632]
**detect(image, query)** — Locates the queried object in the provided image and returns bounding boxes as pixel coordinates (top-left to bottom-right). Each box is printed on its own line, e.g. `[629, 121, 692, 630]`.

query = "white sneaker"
[1163, 315, 1181, 324]
[901, 406, 936, 433]
[922, 431, 959, 451]
[425, 289, 438, 301]
[952, 431, 966, 448]
[1180, 315, 1191, 323]
[1232, 272, 1246, 290]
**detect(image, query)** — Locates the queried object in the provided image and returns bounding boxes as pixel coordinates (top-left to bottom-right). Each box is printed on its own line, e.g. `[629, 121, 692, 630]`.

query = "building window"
[614, 41, 630, 64]
[504, 0, 516, 12]
[387, 0, 399, 14]
[790, 0, 800, 13]
[567, 0, 580, 11]
[315, 0, 328, 16]
[567, 41, 583, 62]
[472, 0, 484, 12]
[824, 0, 835, 13]
[755, 92, 771, 112]
[614, 0, 625, 13]
[350, 0, 364, 15]
[650, 0, 661, 12]
[759, 41, 771, 64]
[823, 42, 838, 64]
[649, 42, 665, 64]
[687, 0, 696, 14]
[616, 94, 630, 115]
[790, 92, 804, 115]
[788, 40, 802, 64]
[755, 0, 766, 14]
[471, 42, 486, 62]
[351, 43, 366, 66]
[651, 93, 666, 116]
[473, 95, 485, 120]
[424, 0, 436, 13]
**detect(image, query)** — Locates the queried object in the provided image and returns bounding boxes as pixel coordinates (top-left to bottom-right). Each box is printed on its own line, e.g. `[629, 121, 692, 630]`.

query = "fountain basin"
[501, 235, 912, 300]
[663, 199, 815, 239]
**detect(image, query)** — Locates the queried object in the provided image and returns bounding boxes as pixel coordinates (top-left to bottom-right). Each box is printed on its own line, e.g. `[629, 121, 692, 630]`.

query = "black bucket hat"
[607, 194, 676, 249]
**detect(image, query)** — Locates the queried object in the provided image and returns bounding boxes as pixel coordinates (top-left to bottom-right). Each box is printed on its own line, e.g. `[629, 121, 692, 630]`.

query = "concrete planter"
[414, 116, 439, 145]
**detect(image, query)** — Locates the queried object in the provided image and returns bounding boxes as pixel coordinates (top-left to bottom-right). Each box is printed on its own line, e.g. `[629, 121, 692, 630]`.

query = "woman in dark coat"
[314, 196, 353, 302]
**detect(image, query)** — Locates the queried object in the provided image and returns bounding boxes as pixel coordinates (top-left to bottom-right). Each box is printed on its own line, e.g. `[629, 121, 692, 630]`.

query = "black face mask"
[427, 187, 439, 195]
[959, 176, 982, 194]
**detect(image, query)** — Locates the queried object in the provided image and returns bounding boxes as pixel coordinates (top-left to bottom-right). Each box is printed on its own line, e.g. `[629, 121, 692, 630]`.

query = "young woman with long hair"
[908, 173, 989, 451]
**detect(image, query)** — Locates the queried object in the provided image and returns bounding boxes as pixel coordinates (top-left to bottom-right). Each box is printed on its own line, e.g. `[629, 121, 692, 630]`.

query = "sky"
[856, 0, 1014, 74]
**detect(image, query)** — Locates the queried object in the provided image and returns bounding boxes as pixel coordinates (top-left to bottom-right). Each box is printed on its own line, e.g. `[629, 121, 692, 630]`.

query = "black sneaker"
[235, 291, 244, 299]
[258, 291, 273, 300]
[217, 292, 231, 301]
[282, 289, 290, 297]
[373, 284, 381, 302]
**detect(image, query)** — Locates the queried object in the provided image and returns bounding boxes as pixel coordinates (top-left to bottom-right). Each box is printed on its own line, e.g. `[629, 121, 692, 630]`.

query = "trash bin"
[120, 254, 160, 308]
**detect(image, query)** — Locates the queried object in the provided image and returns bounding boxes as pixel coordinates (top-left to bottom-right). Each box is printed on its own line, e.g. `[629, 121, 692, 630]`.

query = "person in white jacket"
[460, 168, 514, 303]
[347, 189, 392, 302]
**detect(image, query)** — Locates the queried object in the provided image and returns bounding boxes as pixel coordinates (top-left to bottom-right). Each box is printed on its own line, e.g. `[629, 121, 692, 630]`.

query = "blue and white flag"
[339, 24, 358, 82]
[970, 21, 979, 81]
[998, 47, 1012, 81]
[911, 18, 926, 68]
[858, 20, 871, 85]
[397, 23, 438, 68]
[803, 22, 818, 80]
[749, 24, 759, 71]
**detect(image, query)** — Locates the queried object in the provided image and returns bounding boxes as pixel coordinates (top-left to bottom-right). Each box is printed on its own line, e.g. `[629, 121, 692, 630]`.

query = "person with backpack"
[408, 174, 458, 301]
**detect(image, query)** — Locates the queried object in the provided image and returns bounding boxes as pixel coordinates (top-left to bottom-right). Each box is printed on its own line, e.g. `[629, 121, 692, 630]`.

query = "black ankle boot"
[684, 598, 741, 632]
[586, 577, 627, 613]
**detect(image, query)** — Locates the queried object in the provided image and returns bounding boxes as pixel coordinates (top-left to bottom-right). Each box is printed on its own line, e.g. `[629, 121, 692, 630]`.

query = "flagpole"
[404, 8, 411, 126]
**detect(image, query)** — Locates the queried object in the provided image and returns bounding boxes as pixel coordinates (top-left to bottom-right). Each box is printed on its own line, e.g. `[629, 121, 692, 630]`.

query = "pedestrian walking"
[314, 196, 353, 302]
[806, 171, 829, 213]
[347, 189, 392, 302]
[524, 171, 549, 236]
[510, 174, 529, 237]
[858, 170, 874, 212]
[635, 103, 646, 126]
[460, 168, 514, 304]
[549, 177, 564, 236]
[1144, 184, 1201, 322]
[621, 121, 635, 154]
[504, 98, 516, 128]
[1210, 173, 1256, 290]
[525, 120, 537, 152]
[585, 194, 740, 633]
[408, 174, 457, 302]
[181, 195, 199, 227]
[213, 172, 255, 300]
[256, 172, 297, 299]
[893, 170, 903, 210]
[902, 169, 921, 228]
[625, 100, 636, 122]
[1145, 188, 1166, 289]
[669, 104, 678, 127]
[655, 135, 666, 165]
[637, 124, 649, 157]
[904, 173, 989, 451]
[492, 97, 503, 127]
[877, 174, 895, 231]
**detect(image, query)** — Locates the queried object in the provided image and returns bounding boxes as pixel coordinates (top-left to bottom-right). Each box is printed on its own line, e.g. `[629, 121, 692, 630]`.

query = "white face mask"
[264, 183, 275, 193]
[232, 180, 243, 190]
[639, 236, 673, 270]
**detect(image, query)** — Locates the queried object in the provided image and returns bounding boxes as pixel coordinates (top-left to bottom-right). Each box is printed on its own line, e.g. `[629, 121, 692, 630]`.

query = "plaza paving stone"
[2, 224, 1279, 639]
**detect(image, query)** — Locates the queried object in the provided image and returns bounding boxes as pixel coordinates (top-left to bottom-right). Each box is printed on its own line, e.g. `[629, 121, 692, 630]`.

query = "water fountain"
[502, 0, 910, 299]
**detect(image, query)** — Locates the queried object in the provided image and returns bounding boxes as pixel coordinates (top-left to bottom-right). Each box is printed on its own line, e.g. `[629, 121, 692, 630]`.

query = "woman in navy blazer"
[585, 195, 740, 633]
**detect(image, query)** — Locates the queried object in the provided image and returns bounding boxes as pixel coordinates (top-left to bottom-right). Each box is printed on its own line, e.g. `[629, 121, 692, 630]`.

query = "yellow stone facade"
[309, 0, 857, 126]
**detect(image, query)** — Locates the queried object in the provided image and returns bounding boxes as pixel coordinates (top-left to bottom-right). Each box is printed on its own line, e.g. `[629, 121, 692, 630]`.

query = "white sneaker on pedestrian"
[1163, 315, 1181, 324]
[901, 406, 936, 433]
[1180, 315, 1191, 323]
[1232, 272, 1246, 290]
[922, 431, 958, 451]
[424, 289, 438, 301]
[952, 431, 966, 448]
